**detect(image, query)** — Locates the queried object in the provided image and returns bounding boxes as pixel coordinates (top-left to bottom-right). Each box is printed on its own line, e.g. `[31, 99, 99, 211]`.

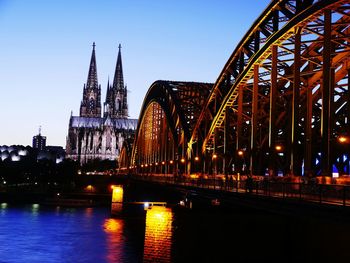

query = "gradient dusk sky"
[0, 0, 271, 147]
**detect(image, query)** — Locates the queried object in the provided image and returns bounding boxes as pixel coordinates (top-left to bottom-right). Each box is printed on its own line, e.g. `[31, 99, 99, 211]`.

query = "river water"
[0, 202, 350, 263]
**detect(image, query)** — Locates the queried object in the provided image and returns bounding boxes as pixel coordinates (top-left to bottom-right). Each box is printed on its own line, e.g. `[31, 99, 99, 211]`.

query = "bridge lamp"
[237, 150, 244, 156]
[169, 160, 174, 165]
[141, 164, 144, 168]
[144, 202, 150, 209]
[194, 156, 199, 161]
[181, 158, 185, 163]
[162, 161, 165, 165]
[155, 162, 158, 166]
[275, 145, 283, 152]
[212, 154, 217, 159]
[338, 136, 350, 144]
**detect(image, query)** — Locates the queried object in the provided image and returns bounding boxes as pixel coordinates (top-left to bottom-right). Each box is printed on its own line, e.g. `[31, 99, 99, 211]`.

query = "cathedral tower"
[80, 42, 102, 118]
[104, 44, 128, 118]
[66, 43, 137, 165]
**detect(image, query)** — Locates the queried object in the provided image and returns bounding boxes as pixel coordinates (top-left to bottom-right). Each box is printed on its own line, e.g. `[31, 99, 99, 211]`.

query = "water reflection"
[0, 202, 8, 215]
[143, 206, 173, 263]
[103, 218, 125, 262]
[31, 203, 40, 216]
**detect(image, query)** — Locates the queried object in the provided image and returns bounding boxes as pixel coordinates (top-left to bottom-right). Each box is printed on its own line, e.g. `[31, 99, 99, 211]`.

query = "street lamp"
[275, 144, 283, 152]
[338, 135, 350, 144]
[194, 156, 200, 174]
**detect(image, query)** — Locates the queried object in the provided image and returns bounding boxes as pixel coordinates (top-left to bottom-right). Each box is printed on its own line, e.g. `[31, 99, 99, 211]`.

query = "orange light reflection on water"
[103, 218, 125, 263]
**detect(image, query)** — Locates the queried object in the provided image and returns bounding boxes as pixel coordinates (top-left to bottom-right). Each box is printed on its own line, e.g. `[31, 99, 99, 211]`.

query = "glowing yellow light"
[162, 161, 165, 165]
[155, 162, 158, 166]
[103, 218, 122, 233]
[338, 136, 349, 144]
[112, 185, 123, 203]
[238, 150, 244, 156]
[85, 185, 94, 192]
[181, 158, 185, 163]
[141, 164, 144, 168]
[145, 164, 148, 167]
[169, 160, 174, 164]
[144, 206, 173, 262]
[194, 156, 199, 161]
[212, 154, 217, 159]
[275, 145, 283, 151]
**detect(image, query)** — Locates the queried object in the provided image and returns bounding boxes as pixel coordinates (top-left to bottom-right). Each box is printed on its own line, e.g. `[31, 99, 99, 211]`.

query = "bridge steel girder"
[190, 0, 350, 177]
[129, 81, 212, 176]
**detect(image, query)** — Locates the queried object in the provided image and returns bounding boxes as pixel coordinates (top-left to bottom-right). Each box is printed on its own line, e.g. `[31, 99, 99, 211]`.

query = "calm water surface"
[1, 202, 350, 263]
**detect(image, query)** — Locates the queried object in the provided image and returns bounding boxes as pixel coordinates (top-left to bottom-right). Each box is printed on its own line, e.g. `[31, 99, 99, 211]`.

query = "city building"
[32, 127, 46, 150]
[65, 43, 137, 165]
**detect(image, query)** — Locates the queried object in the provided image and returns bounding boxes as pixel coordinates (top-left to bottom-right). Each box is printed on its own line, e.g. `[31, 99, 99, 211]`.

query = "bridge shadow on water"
[117, 179, 350, 263]
[171, 207, 350, 263]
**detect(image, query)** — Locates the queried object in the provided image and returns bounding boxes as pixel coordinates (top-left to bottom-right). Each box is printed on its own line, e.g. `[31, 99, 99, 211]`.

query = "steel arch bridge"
[122, 0, 350, 178]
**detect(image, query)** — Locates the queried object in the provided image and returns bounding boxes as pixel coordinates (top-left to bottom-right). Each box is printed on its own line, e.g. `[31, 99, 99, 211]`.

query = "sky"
[0, 0, 271, 147]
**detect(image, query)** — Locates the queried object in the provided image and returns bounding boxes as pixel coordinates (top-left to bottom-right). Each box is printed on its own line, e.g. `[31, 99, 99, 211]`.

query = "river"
[0, 202, 350, 262]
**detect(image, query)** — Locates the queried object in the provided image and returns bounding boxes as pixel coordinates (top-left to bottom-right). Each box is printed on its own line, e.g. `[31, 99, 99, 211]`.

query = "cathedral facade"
[66, 43, 137, 165]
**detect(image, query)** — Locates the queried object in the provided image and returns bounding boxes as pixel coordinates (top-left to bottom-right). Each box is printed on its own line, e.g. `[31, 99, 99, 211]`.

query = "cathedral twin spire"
[80, 43, 128, 119]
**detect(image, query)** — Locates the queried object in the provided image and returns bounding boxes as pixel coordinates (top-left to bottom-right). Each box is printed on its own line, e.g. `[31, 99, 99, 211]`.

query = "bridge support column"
[290, 27, 301, 176]
[237, 85, 244, 173]
[224, 109, 229, 176]
[268, 45, 278, 176]
[321, 9, 333, 177]
[250, 64, 259, 175]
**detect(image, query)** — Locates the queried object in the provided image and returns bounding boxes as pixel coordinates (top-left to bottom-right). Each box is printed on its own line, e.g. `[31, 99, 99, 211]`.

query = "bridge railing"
[131, 174, 350, 207]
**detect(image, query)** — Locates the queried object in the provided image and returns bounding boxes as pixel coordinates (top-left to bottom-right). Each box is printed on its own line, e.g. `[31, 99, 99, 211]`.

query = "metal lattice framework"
[123, 0, 350, 178]
[129, 81, 212, 174]
[189, 0, 350, 177]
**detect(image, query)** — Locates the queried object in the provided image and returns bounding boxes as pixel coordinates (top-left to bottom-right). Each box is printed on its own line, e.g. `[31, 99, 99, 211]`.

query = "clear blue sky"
[0, 0, 271, 147]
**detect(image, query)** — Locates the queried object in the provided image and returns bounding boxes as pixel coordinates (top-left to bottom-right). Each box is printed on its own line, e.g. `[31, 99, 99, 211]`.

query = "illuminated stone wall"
[143, 206, 173, 262]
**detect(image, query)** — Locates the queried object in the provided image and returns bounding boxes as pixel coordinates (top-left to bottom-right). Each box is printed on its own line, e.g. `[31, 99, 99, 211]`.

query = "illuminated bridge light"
[111, 185, 124, 215]
[275, 145, 283, 152]
[338, 136, 349, 144]
[111, 185, 123, 203]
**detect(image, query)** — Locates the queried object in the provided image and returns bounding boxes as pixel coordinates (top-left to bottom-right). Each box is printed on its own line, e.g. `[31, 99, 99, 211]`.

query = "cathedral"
[66, 43, 137, 165]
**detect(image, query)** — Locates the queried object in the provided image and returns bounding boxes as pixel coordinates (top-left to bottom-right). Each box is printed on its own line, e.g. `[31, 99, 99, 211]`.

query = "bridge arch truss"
[190, 0, 350, 177]
[129, 81, 212, 175]
[123, 0, 350, 178]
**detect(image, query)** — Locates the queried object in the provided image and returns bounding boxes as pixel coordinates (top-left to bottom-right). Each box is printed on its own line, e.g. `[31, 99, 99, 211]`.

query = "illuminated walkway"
[130, 174, 350, 208]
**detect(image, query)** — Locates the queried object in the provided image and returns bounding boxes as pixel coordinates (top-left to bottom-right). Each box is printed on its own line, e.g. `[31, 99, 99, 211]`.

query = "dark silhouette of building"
[32, 127, 46, 150]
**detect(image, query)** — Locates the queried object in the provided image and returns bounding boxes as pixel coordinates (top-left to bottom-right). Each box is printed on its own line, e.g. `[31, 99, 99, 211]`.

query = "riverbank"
[0, 191, 111, 207]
